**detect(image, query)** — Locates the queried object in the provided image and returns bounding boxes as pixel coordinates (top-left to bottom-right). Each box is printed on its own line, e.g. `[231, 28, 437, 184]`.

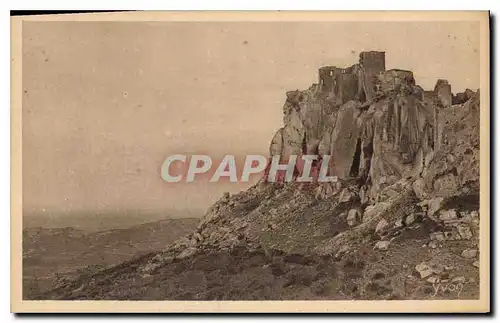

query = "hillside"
[38, 51, 481, 301]
[23, 217, 199, 299]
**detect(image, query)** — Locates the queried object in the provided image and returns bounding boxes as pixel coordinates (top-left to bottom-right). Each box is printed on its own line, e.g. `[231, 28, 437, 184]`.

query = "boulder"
[339, 187, 357, 203]
[430, 231, 445, 241]
[373, 240, 390, 251]
[347, 209, 361, 227]
[177, 247, 198, 259]
[457, 225, 473, 240]
[375, 219, 389, 235]
[426, 197, 444, 217]
[404, 213, 419, 226]
[452, 276, 466, 283]
[439, 209, 458, 221]
[412, 178, 429, 200]
[461, 249, 478, 259]
[415, 262, 433, 278]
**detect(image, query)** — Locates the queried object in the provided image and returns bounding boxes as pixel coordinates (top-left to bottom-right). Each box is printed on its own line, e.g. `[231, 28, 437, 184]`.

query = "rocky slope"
[40, 51, 481, 300]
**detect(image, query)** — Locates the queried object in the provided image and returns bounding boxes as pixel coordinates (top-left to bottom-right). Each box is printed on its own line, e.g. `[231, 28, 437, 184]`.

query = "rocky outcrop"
[422, 91, 480, 196]
[453, 88, 476, 105]
[268, 51, 479, 203]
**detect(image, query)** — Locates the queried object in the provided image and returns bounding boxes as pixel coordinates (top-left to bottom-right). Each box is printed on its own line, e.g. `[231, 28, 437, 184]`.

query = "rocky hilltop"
[41, 52, 481, 300]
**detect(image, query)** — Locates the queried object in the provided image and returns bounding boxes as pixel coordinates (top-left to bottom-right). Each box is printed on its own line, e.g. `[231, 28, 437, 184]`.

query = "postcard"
[11, 11, 490, 313]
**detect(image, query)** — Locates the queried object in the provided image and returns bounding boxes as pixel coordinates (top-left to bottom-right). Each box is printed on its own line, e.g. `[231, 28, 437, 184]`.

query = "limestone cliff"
[268, 51, 478, 203]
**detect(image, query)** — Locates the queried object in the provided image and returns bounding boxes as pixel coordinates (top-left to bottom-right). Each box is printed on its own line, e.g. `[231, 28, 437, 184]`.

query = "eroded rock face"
[327, 101, 362, 179]
[453, 88, 476, 105]
[422, 91, 480, 196]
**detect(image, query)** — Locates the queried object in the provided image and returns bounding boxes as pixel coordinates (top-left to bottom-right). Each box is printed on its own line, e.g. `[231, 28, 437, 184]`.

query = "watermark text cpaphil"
[160, 154, 339, 183]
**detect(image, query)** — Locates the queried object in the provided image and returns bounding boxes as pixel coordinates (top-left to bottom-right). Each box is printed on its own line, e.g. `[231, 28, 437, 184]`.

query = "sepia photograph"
[10, 11, 490, 313]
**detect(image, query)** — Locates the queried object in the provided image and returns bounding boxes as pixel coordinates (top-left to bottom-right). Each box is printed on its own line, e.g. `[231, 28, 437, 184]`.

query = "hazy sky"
[22, 21, 480, 215]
